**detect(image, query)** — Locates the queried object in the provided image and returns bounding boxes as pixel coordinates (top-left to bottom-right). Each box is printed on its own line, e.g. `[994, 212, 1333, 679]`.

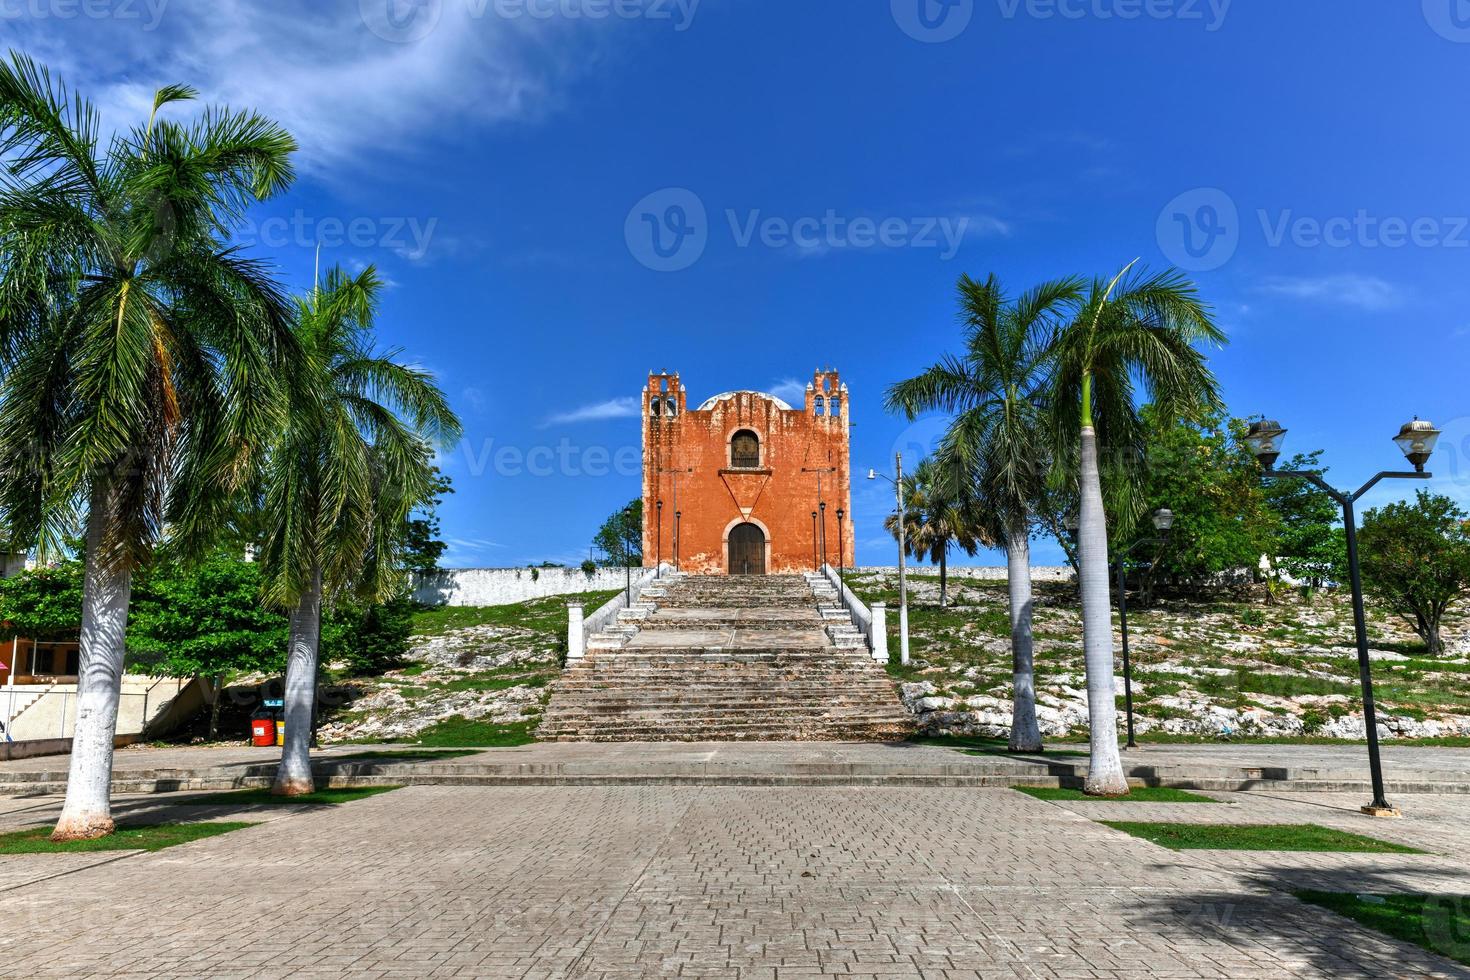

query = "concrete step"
[539, 721, 913, 741]
[544, 573, 902, 742]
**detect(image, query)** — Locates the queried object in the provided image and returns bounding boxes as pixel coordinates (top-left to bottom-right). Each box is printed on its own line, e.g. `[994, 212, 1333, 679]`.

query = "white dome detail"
[696, 390, 794, 412]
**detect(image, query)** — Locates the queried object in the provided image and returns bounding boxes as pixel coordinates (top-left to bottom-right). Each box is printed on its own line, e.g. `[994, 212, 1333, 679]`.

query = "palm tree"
[882, 456, 984, 608]
[886, 274, 1080, 751]
[0, 55, 297, 840]
[259, 265, 460, 796]
[1050, 261, 1225, 794]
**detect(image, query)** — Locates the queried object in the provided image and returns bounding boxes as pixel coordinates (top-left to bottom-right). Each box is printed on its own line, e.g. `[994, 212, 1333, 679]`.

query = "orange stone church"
[641, 370, 855, 576]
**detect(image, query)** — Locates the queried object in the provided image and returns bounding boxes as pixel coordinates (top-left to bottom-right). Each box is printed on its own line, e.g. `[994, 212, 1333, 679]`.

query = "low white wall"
[822, 565, 873, 650]
[1, 677, 198, 741]
[853, 565, 1075, 583]
[413, 567, 637, 607]
[581, 566, 665, 642]
[0, 733, 144, 762]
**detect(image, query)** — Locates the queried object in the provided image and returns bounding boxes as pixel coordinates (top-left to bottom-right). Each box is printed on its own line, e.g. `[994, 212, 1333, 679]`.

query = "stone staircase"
[538, 574, 911, 742]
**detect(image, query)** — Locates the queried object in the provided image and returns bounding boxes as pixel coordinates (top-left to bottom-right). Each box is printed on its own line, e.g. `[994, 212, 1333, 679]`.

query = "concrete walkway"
[3, 784, 1470, 976]
[3, 740, 1468, 796]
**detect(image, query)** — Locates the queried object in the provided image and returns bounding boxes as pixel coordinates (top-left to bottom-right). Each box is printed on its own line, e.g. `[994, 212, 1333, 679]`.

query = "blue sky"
[15, 0, 1470, 567]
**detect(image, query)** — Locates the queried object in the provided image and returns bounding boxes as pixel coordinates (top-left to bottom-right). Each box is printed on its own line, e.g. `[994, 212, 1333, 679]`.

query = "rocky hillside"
[314, 577, 1469, 747]
[847, 570, 1470, 742]
[316, 593, 618, 745]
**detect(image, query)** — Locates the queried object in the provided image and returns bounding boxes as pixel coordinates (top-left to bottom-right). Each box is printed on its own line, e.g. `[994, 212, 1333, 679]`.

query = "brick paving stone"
[1, 786, 1469, 977]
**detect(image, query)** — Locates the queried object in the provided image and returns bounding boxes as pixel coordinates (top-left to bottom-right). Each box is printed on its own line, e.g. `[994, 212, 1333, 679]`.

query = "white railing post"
[870, 602, 888, 664]
[566, 601, 585, 663]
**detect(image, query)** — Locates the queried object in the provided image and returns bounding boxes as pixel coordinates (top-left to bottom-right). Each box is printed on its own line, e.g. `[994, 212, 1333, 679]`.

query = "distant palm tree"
[0, 54, 297, 840]
[259, 266, 460, 796]
[887, 274, 1080, 751]
[1050, 262, 1225, 794]
[882, 456, 985, 609]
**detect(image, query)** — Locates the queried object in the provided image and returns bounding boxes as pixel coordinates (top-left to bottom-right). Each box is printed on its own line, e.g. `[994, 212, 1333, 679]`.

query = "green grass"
[410, 591, 621, 638]
[1101, 821, 1423, 853]
[386, 716, 537, 747]
[172, 786, 401, 806]
[1296, 891, 1470, 967]
[396, 673, 551, 697]
[1131, 732, 1470, 747]
[325, 749, 480, 763]
[910, 735, 1090, 757]
[0, 822, 256, 854]
[1016, 786, 1220, 803]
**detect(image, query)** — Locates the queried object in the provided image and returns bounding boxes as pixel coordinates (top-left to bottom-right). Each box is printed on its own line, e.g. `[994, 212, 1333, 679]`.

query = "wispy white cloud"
[767, 378, 809, 405]
[7, 0, 618, 178]
[1259, 274, 1403, 311]
[542, 396, 641, 427]
[441, 536, 507, 567]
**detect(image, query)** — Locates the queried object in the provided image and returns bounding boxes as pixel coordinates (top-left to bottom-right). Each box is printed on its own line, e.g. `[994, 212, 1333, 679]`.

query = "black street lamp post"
[811, 511, 819, 571]
[656, 499, 663, 578]
[1245, 417, 1441, 818]
[1116, 508, 1175, 749]
[819, 501, 828, 570]
[836, 508, 846, 599]
[674, 510, 682, 572]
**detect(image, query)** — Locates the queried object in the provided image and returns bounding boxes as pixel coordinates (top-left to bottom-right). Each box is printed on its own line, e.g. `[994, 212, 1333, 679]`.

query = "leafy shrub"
[324, 597, 414, 677]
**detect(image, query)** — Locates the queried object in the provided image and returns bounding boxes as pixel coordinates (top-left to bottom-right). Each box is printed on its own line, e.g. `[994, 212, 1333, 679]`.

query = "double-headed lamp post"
[1116, 507, 1175, 750]
[868, 454, 911, 665]
[1245, 417, 1441, 819]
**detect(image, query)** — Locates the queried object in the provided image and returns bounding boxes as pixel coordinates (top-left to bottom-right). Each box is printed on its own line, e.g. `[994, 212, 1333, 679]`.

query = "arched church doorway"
[728, 523, 766, 576]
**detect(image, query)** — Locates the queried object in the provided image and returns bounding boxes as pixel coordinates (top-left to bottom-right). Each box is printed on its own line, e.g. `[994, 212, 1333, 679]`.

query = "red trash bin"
[251, 717, 274, 747]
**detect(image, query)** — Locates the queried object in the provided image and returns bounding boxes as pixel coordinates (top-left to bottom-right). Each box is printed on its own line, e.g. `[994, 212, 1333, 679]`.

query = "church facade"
[641, 370, 855, 576]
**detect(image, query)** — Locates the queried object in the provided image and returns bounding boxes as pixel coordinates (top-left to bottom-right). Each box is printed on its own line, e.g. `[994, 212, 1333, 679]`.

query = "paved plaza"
[5, 740, 1470, 795]
[3, 777, 1470, 977]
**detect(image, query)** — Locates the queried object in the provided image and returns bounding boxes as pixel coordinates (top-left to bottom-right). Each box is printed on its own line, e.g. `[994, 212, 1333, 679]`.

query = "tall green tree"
[128, 552, 288, 740]
[1358, 491, 1470, 656]
[402, 467, 453, 576]
[1049, 262, 1225, 795]
[1121, 408, 1279, 600]
[1261, 450, 1344, 588]
[0, 55, 297, 839]
[886, 273, 1079, 751]
[593, 499, 643, 568]
[258, 266, 460, 795]
[882, 456, 985, 608]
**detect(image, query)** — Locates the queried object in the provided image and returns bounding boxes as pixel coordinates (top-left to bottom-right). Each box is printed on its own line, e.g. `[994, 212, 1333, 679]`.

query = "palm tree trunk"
[273, 568, 322, 796]
[1078, 425, 1128, 795]
[1006, 528, 1042, 752]
[51, 489, 134, 841]
[939, 548, 948, 608]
